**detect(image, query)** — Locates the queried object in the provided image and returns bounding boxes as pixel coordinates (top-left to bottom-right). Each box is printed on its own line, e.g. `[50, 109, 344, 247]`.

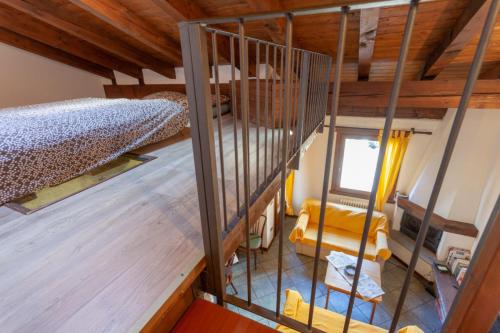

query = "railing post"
[179, 22, 225, 304]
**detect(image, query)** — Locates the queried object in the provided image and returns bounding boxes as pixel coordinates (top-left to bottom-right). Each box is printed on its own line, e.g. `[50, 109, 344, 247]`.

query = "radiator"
[337, 197, 369, 209]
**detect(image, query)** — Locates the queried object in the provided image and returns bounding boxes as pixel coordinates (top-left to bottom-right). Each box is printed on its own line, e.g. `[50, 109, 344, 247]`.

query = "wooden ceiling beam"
[0, 27, 115, 80]
[69, 0, 182, 64]
[358, 8, 380, 80]
[422, 0, 491, 79]
[337, 106, 447, 119]
[149, 0, 259, 76]
[338, 79, 500, 109]
[0, 0, 175, 78]
[0, 4, 142, 78]
[480, 61, 500, 79]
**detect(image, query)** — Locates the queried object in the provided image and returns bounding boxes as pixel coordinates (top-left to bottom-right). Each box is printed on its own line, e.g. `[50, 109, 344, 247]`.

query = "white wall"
[0, 43, 105, 108]
[408, 108, 500, 258]
[292, 115, 442, 216]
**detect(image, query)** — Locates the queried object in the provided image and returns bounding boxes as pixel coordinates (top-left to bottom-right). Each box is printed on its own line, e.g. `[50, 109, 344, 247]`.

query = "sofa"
[276, 289, 423, 333]
[289, 199, 391, 261]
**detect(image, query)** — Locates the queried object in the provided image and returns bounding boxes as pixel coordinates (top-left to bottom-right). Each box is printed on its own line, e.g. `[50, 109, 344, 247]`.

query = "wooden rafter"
[0, 27, 115, 80]
[70, 0, 182, 64]
[245, 0, 286, 45]
[149, 0, 231, 63]
[0, 4, 142, 78]
[0, 0, 175, 78]
[422, 0, 490, 79]
[149, 0, 258, 76]
[358, 8, 380, 80]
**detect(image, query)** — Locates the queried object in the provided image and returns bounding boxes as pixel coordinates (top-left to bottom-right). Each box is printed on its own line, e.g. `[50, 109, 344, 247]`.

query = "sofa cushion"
[301, 224, 379, 260]
[276, 290, 423, 333]
[301, 199, 388, 238]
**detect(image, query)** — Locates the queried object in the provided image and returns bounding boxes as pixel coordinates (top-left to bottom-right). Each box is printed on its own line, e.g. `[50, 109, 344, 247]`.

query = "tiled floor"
[226, 217, 442, 332]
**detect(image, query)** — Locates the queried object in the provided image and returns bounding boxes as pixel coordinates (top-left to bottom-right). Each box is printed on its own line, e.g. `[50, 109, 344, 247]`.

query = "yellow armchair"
[289, 199, 391, 261]
[276, 289, 423, 333]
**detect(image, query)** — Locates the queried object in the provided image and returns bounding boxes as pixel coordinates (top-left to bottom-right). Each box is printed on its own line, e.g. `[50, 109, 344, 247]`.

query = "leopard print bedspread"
[0, 97, 189, 205]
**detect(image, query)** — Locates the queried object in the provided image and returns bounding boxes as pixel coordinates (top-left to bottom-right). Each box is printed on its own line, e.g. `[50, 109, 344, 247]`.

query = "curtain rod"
[323, 125, 432, 135]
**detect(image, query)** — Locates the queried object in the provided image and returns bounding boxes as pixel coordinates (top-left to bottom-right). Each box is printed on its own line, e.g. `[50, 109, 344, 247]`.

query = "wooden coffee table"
[324, 254, 382, 324]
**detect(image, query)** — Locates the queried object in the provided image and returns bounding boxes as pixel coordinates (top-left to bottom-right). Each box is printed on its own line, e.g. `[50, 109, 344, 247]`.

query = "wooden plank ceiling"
[0, 0, 498, 118]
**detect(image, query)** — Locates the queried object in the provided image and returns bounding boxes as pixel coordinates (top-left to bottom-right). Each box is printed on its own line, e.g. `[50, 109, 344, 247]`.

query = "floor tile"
[410, 300, 442, 332]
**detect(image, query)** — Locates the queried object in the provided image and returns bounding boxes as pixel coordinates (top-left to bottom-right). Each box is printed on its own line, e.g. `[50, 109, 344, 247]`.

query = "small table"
[324, 254, 382, 324]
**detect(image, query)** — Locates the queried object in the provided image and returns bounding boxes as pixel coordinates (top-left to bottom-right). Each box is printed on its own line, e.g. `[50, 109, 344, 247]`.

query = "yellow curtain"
[375, 130, 412, 211]
[285, 171, 295, 216]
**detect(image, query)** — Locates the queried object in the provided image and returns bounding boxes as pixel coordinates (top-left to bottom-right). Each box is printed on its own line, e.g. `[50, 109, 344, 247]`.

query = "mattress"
[0, 97, 189, 205]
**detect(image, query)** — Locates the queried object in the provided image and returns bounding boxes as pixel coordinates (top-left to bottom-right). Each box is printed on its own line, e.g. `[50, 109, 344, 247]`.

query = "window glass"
[339, 138, 379, 192]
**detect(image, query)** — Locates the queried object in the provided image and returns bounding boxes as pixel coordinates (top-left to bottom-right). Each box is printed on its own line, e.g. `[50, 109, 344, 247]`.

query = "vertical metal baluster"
[308, 7, 348, 329]
[211, 32, 228, 231]
[276, 13, 293, 318]
[321, 57, 333, 130]
[305, 54, 317, 137]
[343, 2, 418, 332]
[319, 57, 331, 130]
[256, 41, 260, 191]
[264, 44, 270, 186]
[271, 46, 277, 176]
[289, 49, 297, 158]
[311, 54, 322, 133]
[230, 36, 241, 217]
[238, 21, 252, 306]
[390, 0, 499, 331]
[294, 51, 302, 152]
[277, 46, 285, 169]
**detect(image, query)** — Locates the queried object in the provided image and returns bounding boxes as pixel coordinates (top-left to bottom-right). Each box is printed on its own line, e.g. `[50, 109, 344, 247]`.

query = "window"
[331, 127, 381, 199]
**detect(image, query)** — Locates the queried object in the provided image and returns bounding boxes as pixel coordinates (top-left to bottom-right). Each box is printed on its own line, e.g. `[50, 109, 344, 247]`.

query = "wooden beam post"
[358, 8, 380, 80]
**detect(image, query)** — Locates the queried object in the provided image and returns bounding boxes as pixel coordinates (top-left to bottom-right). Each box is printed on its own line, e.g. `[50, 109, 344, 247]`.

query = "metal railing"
[179, 0, 499, 331]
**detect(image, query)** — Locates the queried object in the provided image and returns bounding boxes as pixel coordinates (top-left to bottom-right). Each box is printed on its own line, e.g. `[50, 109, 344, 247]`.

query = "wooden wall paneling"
[422, 0, 491, 78]
[0, 3, 142, 78]
[0, 27, 115, 80]
[0, 0, 175, 78]
[338, 79, 500, 108]
[443, 198, 500, 333]
[69, 0, 182, 64]
[358, 8, 380, 80]
[103, 83, 232, 99]
[337, 106, 447, 119]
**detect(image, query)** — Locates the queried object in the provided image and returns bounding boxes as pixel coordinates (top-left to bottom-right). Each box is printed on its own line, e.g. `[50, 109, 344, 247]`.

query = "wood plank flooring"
[0, 115, 284, 332]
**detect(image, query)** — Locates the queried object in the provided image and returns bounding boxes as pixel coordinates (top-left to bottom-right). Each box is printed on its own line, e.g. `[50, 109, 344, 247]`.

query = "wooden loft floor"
[0, 116, 284, 332]
[171, 299, 276, 333]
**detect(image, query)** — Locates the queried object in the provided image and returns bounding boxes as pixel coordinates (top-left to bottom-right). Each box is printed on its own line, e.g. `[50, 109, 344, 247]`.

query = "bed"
[0, 94, 189, 205]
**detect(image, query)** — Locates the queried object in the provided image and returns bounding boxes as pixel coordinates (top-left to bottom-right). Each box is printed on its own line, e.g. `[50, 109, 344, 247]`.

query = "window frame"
[330, 127, 397, 202]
